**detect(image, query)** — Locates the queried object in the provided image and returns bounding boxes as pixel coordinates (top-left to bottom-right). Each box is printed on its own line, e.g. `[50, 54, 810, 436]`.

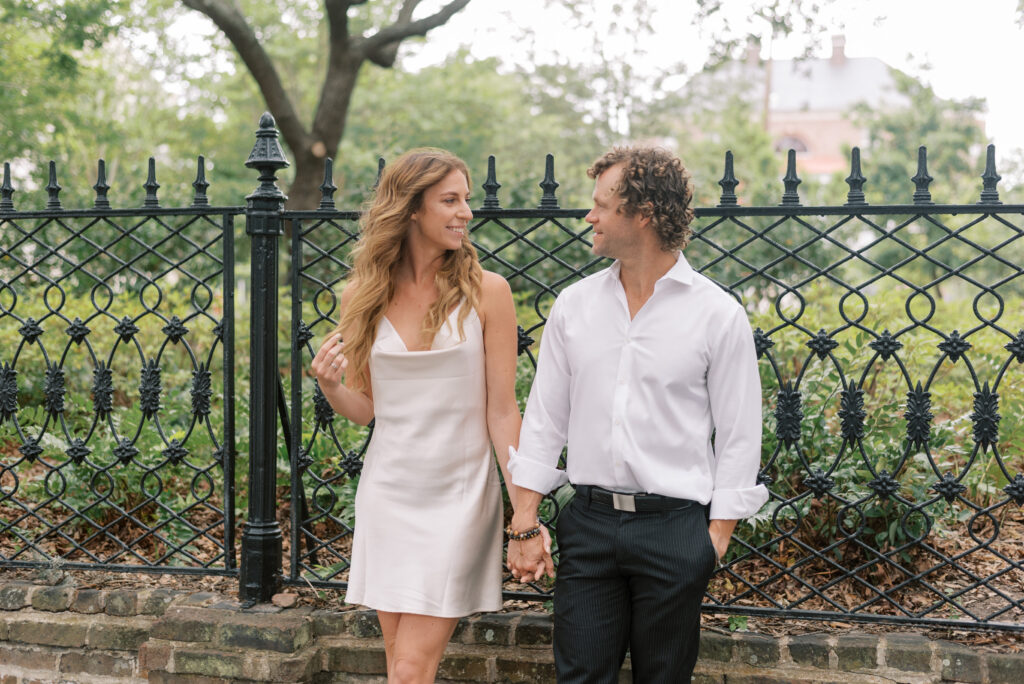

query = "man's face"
[584, 164, 644, 260]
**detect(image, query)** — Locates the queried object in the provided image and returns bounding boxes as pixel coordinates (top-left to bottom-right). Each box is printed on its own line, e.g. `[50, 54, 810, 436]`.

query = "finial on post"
[246, 112, 290, 203]
[978, 144, 1002, 205]
[46, 161, 62, 211]
[717, 151, 739, 207]
[192, 156, 210, 206]
[143, 157, 160, 208]
[844, 147, 867, 206]
[539, 154, 559, 209]
[1, 162, 14, 212]
[94, 159, 111, 208]
[911, 146, 933, 205]
[319, 158, 336, 210]
[779, 149, 802, 206]
[482, 156, 501, 209]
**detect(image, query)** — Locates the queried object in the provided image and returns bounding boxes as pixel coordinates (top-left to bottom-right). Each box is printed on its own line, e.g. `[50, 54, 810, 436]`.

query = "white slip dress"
[344, 303, 503, 617]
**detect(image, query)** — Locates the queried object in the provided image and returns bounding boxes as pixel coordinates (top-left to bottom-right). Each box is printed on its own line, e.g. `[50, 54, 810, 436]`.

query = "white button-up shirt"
[509, 252, 769, 520]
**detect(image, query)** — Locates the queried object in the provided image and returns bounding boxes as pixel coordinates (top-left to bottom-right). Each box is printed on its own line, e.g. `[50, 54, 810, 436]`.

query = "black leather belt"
[574, 485, 697, 512]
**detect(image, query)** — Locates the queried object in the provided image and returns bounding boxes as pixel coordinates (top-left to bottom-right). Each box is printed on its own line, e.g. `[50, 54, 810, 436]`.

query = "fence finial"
[1, 162, 14, 212]
[192, 156, 210, 206]
[779, 149, 801, 206]
[844, 147, 867, 206]
[319, 158, 337, 210]
[539, 154, 559, 209]
[717, 151, 739, 207]
[483, 155, 501, 209]
[912, 146, 933, 205]
[245, 112, 290, 202]
[373, 157, 385, 190]
[94, 159, 111, 208]
[978, 144, 1002, 205]
[143, 158, 160, 208]
[46, 161, 62, 210]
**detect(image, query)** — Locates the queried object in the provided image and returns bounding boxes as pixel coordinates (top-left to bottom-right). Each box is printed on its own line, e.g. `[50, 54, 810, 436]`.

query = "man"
[506, 146, 768, 683]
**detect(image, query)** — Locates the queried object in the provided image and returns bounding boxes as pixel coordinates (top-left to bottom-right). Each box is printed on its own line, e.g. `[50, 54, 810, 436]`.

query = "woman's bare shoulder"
[480, 270, 512, 299]
[478, 270, 514, 328]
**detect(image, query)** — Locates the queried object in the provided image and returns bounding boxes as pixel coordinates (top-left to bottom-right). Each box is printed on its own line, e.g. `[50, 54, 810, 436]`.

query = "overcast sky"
[410, 0, 1024, 165]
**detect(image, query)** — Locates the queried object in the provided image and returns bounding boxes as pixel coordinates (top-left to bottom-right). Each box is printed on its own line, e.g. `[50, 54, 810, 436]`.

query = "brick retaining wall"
[0, 579, 1019, 683]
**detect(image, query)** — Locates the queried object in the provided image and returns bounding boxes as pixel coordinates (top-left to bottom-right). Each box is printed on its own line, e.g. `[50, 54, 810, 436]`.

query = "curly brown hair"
[587, 146, 695, 251]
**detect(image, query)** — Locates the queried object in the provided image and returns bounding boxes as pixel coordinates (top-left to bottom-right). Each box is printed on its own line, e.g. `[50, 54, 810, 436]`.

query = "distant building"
[687, 36, 911, 179]
[764, 36, 907, 176]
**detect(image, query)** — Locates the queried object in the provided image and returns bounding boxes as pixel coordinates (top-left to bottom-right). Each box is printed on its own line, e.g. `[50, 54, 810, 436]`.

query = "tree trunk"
[179, 0, 474, 209]
[287, 151, 332, 211]
[285, 62, 361, 210]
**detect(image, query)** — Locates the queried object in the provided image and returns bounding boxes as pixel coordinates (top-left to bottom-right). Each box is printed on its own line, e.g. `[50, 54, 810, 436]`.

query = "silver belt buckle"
[612, 492, 636, 512]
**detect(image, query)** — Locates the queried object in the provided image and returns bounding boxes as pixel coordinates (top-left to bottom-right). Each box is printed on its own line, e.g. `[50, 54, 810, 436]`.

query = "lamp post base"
[239, 522, 283, 604]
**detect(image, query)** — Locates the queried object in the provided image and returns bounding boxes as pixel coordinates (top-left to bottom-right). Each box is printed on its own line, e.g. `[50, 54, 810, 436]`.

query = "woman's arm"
[310, 283, 375, 426]
[479, 271, 524, 510]
[481, 272, 554, 580]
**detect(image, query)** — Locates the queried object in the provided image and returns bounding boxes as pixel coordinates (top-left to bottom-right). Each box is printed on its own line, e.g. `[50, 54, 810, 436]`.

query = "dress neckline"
[381, 302, 466, 353]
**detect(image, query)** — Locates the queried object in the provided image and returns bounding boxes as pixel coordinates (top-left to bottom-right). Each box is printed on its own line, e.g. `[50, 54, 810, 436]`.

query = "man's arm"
[507, 295, 573, 581]
[705, 305, 769, 558]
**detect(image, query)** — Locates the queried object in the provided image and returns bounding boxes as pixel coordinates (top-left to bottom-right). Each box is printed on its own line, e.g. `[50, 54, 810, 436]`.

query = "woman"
[311, 148, 541, 683]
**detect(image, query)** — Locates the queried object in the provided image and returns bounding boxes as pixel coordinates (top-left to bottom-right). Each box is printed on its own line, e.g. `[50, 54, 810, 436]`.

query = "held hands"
[312, 334, 348, 388]
[507, 524, 554, 583]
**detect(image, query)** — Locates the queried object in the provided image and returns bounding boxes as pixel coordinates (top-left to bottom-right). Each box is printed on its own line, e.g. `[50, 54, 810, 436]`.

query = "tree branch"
[324, 0, 353, 47]
[358, 0, 472, 68]
[180, 0, 309, 152]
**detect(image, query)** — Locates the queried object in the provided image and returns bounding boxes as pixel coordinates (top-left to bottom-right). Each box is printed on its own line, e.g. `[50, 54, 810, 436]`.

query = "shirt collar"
[607, 251, 694, 287]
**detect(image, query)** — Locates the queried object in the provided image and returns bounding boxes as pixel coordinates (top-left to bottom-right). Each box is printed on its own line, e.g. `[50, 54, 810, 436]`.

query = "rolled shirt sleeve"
[509, 297, 571, 495]
[707, 305, 769, 520]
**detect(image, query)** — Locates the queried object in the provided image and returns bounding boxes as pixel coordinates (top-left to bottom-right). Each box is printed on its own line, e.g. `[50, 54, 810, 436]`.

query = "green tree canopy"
[339, 52, 603, 207]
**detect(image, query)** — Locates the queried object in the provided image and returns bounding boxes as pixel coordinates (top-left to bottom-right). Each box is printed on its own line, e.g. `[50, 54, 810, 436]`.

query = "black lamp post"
[239, 113, 289, 603]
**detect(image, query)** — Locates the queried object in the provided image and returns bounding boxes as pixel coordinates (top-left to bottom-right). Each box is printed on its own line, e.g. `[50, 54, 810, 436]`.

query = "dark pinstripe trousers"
[552, 494, 717, 683]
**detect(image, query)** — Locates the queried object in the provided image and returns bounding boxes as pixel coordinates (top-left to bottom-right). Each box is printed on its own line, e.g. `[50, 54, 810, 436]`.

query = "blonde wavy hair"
[333, 148, 482, 391]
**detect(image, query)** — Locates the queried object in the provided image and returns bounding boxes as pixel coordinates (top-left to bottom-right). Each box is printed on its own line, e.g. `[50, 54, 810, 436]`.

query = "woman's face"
[409, 168, 473, 252]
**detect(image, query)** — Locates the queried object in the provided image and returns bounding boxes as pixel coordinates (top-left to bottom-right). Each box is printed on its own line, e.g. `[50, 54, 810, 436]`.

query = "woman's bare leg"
[378, 612, 458, 684]
[377, 610, 402, 679]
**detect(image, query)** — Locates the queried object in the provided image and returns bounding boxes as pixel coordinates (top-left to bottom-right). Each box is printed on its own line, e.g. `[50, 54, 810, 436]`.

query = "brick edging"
[0, 579, 1020, 683]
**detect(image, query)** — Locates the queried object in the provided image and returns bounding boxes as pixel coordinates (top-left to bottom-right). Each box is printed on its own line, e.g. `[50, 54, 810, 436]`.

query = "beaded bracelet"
[505, 521, 542, 541]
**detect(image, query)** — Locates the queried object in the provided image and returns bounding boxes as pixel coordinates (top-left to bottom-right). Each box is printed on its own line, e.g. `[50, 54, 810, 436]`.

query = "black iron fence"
[0, 157, 240, 577]
[3, 115, 1023, 632]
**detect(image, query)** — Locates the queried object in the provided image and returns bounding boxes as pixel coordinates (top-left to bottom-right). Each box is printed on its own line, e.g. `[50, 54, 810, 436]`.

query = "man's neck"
[617, 249, 678, 318]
